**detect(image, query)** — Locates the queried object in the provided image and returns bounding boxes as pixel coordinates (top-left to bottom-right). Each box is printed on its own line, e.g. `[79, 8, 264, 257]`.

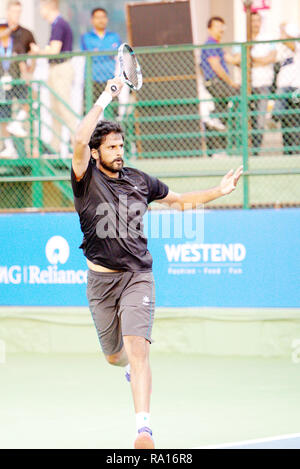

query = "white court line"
[195, 433, 300, 449]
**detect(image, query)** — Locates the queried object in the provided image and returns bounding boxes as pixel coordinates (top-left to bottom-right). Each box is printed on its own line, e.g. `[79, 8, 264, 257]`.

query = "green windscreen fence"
[1, 307, 300, 358]
[0, 39, 300, 210]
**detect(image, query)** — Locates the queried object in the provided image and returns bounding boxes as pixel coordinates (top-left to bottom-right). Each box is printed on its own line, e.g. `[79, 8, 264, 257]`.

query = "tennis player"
[71, 77, 243, 449]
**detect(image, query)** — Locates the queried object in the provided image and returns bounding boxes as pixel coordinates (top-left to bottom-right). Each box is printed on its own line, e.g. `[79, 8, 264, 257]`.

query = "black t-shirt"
[11, 26, 36, 53]
[71, 161, 169, 272]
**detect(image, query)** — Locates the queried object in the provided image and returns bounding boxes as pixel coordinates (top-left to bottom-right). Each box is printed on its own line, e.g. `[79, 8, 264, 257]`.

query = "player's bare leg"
[123, 336, 152, 411]
[105, 346, 128, 367]
[123, 335, 154, 449]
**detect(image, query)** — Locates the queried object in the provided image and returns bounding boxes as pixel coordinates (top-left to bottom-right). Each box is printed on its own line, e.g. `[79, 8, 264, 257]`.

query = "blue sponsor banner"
[0, 213, 87, 306]
[0, 209, 299, 307]
[149, 209, 300, 308]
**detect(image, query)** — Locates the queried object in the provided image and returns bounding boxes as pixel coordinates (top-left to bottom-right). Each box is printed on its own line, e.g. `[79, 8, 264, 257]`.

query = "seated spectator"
[200, 17, 240, 156]
[274, 23, 300, 155]
[81, 8, 121, 111]
[0, 19, 28, 158]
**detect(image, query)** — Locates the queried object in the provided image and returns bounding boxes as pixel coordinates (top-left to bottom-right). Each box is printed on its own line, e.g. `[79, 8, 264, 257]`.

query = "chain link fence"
[0, 39, 300, 210]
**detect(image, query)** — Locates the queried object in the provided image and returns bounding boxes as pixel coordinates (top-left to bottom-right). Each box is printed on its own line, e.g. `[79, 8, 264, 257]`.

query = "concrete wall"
[190, 0, 211, 44]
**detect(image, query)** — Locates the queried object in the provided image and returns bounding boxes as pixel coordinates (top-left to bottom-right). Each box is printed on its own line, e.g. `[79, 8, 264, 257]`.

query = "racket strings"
[123, 49, 139, 89]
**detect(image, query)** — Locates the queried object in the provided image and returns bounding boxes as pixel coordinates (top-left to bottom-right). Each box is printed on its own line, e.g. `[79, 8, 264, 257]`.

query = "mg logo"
[45, 236, 70, 265]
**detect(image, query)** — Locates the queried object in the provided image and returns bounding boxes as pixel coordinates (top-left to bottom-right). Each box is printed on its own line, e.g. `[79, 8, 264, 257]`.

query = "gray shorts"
[87, 270, 155, 355]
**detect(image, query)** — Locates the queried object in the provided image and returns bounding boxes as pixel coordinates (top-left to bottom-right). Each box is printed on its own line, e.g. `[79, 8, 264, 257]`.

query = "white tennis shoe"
[0, 141, 18, 159]
[6, 120, 28, 138]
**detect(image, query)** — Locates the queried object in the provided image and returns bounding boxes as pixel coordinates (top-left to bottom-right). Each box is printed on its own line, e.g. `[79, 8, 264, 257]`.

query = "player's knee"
[105, 353, 121, 366]
[126, 336, 149, 363]
[105, 348, 128, 366]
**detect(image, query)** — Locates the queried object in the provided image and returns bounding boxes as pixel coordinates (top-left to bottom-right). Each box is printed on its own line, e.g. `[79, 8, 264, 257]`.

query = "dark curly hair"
[89, 120, 125, 150]
[207, 16, 225, 29]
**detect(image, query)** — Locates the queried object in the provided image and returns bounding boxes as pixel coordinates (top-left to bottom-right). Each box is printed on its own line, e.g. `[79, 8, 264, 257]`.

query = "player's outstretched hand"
[220, 165, 243, 195]
[105, 77, 124, 99]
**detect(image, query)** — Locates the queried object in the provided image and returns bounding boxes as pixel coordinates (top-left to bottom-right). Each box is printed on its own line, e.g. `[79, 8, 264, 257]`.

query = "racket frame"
[111, 43, 143, 92]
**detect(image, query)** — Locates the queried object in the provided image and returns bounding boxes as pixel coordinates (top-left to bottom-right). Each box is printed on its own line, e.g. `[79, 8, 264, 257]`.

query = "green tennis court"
[1, 353, 300, 449]
[1, 306, 300, 449]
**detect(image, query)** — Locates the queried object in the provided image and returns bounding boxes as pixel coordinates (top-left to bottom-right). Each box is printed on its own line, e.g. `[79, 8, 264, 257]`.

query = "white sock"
[136, 412, 151, 432]
[125, 363, 131, 375]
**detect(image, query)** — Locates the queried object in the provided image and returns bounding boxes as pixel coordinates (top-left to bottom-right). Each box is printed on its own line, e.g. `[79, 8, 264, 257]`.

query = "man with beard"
[71, 77, 243, 449]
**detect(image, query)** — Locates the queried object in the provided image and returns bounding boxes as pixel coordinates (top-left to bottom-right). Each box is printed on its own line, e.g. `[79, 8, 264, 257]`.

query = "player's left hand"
[220, 165, 243, 195]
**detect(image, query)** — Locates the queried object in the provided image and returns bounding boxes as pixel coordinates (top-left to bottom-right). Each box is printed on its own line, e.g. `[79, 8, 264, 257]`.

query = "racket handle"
[111, 85, 118, 92]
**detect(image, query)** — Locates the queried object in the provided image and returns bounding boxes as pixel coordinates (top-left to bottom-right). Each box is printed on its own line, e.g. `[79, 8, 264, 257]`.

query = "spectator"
[5, 0, 37, 139]
[31, 0, 77, 154]
[200, 17, 240, 156]
[274, 23, 300, 155]
[231, 12, 276, 155]
[81, 8, 121, 109]
[7, 0, 36, 53]
[0, 19, 28, 158]
[246, 12, 276, 155]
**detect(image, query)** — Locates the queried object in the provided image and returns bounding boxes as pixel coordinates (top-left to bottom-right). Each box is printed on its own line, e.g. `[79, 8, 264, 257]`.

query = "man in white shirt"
[232, 12, 276, 155]
[249, 12, 276, 155]
[274, 23, 300, 155]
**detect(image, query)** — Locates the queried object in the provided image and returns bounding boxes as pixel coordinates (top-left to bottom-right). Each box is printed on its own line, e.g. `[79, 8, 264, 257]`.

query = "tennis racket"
[111, 43, 143, 93]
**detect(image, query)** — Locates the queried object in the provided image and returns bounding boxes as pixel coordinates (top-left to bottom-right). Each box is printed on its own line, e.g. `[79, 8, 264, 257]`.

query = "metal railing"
[0, 39, 300, 210]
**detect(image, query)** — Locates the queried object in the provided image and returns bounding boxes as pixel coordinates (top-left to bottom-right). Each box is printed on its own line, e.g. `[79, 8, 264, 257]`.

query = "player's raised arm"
[72, 77, 123, 181]
[157, 166, 243, 210]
